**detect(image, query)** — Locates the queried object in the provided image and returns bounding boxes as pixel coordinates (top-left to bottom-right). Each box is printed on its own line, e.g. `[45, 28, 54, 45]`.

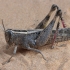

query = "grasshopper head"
[1, 20, 13, 48]
[1, 20, 12, 45]
[5, 29, 12, 45]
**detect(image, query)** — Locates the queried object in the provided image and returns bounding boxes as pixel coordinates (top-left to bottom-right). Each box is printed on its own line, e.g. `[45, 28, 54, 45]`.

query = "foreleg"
[2, 46, 18, 65]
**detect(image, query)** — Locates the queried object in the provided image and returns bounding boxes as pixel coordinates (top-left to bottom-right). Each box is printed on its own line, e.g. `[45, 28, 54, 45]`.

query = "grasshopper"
[2, 4, 70, 65]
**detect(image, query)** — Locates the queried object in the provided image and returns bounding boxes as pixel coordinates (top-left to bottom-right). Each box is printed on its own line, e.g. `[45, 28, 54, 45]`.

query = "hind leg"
[35, 4, 58, 29]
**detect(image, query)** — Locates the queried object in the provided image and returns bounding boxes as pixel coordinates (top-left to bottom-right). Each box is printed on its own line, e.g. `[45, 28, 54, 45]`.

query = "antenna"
[2, 19, 5, 32]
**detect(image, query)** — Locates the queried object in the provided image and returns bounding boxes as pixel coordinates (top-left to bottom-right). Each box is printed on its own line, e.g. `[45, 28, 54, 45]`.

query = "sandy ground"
[0, 0, 70, 70]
